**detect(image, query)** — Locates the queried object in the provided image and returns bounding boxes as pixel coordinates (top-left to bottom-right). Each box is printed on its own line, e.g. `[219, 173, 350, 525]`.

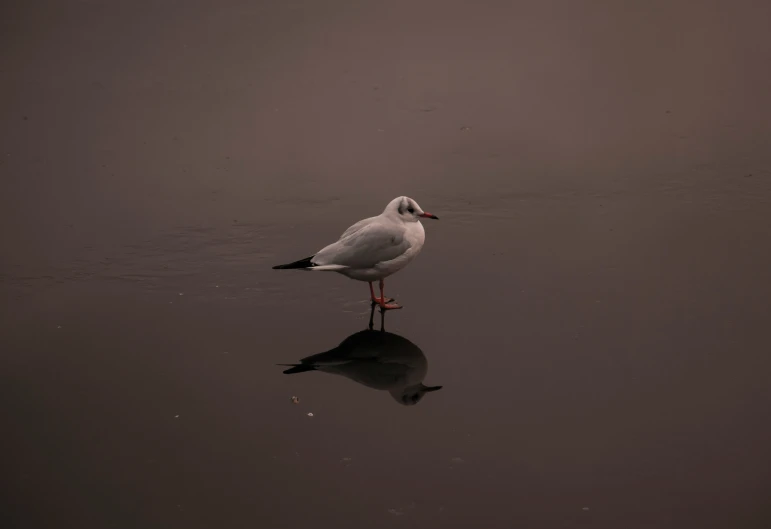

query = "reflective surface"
[2, 1, 771, 528]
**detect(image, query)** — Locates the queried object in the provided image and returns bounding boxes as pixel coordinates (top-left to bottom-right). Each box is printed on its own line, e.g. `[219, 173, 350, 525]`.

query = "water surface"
[2, 1, 771, 528]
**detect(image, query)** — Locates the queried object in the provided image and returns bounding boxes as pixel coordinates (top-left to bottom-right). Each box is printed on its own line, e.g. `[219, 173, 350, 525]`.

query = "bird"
[278, 329, 443, 406]
[272, 196, 438, 310]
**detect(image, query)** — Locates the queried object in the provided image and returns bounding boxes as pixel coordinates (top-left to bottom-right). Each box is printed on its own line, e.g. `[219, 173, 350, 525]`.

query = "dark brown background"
[2, 1, 771, 528]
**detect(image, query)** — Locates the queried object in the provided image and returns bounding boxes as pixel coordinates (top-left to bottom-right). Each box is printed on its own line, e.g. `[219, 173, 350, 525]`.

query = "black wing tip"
[281, 364, 317, 374]
[272, 256, 316, 269]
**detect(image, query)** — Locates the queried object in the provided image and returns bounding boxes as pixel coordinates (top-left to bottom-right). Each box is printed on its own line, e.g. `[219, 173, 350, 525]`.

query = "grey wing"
[312, 222, 409, 268]
[339, 216, 377, 239]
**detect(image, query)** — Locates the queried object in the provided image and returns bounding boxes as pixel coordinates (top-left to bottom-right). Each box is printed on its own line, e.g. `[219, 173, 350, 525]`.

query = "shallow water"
[3, 1, 771, 528]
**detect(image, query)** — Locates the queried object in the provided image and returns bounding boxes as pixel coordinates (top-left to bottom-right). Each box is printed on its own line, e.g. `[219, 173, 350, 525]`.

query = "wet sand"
[2, 1, 771, 528]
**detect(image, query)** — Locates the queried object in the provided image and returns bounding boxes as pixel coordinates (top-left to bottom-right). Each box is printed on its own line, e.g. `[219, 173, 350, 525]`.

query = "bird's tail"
[277, 363, 318, 374]
[272, 256, 316, 269]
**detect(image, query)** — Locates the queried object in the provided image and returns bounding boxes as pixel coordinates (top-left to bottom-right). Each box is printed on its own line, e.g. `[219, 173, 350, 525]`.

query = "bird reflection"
[278, 311, 442, 406]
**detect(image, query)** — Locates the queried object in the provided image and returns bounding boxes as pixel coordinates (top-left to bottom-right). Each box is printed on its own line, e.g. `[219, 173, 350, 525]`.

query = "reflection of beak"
[419, 212, 439, 220]
[422, 385, 443, 392]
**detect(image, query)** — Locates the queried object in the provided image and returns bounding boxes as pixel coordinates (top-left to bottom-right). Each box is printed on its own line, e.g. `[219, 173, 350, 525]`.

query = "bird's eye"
[407, 207, 415, 214]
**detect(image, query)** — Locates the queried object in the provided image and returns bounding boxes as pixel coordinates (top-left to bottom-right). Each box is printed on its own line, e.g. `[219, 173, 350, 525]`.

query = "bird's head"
[389, 383, 443, 406]
[384, 196, 439, 222]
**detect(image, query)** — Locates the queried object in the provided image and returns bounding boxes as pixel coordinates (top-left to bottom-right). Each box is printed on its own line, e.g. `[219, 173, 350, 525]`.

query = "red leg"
[377, 279, 402, 310]
[369, 281, 387, 304]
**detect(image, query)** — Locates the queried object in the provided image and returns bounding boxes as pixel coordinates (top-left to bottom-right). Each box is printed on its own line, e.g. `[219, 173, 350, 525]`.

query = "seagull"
[272, 196, 438, 309]
[278, 329, 443, 406]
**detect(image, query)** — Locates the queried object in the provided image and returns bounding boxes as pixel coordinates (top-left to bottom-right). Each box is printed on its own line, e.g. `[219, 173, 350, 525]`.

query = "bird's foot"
[371, 297, 402, 310]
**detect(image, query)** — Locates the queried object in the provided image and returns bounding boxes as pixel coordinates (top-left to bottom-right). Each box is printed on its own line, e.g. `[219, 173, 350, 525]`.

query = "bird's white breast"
[405, 220, 426, 252]
[375, 220, 424, 278]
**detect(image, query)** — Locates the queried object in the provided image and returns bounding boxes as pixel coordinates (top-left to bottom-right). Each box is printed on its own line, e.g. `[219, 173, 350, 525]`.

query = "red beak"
[419, 212, 439, 220]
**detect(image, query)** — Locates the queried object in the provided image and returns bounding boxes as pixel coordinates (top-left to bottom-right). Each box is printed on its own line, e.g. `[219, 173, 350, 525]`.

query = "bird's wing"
[338, 216, 377, 240]
[312, 220, 409, 269]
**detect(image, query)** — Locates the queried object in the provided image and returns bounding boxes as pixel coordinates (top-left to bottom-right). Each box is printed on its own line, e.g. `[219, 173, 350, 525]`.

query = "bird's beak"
[419, 212, 439, 220]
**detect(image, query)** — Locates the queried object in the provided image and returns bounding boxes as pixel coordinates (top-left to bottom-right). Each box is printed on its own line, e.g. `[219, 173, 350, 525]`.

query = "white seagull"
[272, 196, 438, 309]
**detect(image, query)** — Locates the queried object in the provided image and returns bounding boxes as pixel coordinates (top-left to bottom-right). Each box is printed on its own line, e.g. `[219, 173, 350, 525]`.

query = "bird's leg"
[368, 302, 376, 330]
[376, 279, 402, 310]
[368, 281, 394, 305]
